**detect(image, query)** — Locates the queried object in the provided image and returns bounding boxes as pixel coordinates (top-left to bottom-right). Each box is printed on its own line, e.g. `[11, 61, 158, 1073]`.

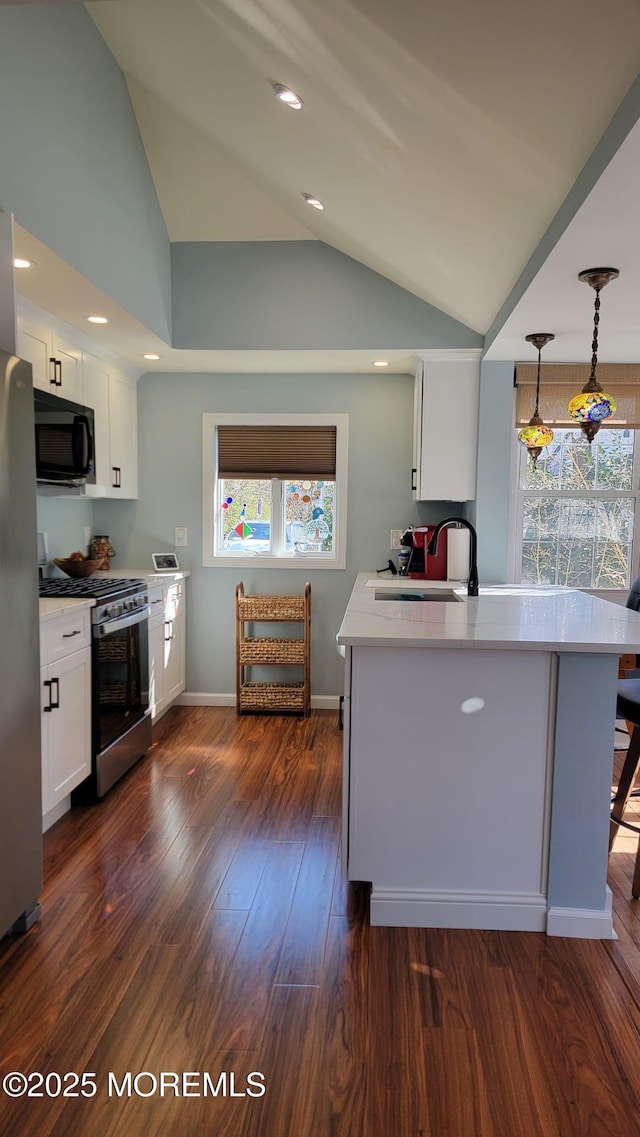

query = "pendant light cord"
[534, 345, 542, 416]
[589, 287, 601, 387]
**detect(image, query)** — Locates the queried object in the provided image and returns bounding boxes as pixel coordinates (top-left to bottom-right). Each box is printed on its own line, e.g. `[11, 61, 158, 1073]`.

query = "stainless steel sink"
[374, 590, 462, 603]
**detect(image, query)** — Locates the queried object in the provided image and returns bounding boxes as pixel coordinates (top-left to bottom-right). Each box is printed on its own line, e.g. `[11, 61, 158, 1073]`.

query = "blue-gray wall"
[171, 241, 483, 350]
[475, 360, 515, 583]
[0, 4, 171, 341]
[93, 371, 458, 696]
[36, 496, 94, 570]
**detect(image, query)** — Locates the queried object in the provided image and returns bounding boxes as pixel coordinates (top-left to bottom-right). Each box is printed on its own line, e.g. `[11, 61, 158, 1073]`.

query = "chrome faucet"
[426, 518, 479, 597]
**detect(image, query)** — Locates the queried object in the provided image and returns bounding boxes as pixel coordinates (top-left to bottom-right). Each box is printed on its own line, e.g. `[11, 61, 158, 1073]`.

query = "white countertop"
[336, 573, 640, 653]
[93, 568, 191, 584]
[39, 597, 95, 623]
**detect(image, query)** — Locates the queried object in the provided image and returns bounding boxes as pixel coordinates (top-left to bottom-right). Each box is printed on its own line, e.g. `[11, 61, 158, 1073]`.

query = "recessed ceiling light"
[302, 193, 324, 211]
[13, 258, 32, 269]
[87, 315, 109, 324]
[271, 82, 304, 110]
[373, 360, 390, 367]
[143, 353, 160, 361]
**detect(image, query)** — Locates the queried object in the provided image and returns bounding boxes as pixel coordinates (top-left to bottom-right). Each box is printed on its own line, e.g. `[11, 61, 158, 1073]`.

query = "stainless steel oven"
[93, 597, 150, 796]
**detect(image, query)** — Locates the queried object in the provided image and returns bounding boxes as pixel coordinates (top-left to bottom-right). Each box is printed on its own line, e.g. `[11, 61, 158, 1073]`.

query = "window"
[203, 413, 348, 568]
[514, 428, 640, 590]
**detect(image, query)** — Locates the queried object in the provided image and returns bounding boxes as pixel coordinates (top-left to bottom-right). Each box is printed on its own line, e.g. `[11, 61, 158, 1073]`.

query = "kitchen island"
[337, 575, 640, 938]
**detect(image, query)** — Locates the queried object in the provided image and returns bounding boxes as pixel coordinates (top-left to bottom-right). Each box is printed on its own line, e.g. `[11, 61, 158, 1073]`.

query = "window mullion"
[271, 479, 284, 554]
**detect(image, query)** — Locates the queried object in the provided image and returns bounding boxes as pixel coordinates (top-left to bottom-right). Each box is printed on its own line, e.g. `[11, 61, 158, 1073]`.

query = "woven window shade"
[515, 363, 640, 428]
[218, 425, 337, 479]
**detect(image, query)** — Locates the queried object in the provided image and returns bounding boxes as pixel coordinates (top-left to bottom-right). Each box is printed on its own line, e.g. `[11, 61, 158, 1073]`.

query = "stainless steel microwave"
[34, 389, 96, 487]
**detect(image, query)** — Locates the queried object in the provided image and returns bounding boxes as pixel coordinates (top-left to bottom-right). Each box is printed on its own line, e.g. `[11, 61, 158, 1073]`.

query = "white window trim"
[509, 427, 640, 592]
[202, 412, 348, 569]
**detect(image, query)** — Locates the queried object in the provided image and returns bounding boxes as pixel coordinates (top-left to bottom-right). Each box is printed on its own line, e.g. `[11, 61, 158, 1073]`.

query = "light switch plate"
[175, 526, 188, 547]
[84, 526, 91, 547]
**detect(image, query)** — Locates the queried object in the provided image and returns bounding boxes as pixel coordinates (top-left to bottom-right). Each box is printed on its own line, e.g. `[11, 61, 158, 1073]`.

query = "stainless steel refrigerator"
[0, 349, 42, 936]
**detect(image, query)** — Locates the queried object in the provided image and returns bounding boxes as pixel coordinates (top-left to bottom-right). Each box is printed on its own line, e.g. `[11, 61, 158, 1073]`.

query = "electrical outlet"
[175, 526, 188, 547]
[390, 529, 403, 550]
[84, 526, 91, 547]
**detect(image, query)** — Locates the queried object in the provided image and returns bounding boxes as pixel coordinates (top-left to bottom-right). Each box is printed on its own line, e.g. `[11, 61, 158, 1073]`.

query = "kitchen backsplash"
[36, 497, 95, 569]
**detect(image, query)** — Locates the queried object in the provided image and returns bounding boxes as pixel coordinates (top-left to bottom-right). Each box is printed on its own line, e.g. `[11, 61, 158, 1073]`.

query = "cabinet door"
[40, 664, 51, 815]
[82, 353, 111, 495]
[163, 584, 185, 705]
[108, 372, 138, 498]
[17, 312, 53, 392]
[148, 591, 165, 720]
[45, 648, 91, 808]
[414, 354, 480, 502]
[52, 334, 83, 403]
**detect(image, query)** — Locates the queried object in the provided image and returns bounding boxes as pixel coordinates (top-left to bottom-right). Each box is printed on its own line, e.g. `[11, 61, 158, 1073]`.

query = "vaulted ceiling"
[85, 0, 640, 350]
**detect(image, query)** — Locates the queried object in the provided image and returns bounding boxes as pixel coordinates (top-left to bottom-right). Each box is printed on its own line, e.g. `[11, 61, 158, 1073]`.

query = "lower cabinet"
[148, 581, 186, 720]
[40, 647, 91, 821]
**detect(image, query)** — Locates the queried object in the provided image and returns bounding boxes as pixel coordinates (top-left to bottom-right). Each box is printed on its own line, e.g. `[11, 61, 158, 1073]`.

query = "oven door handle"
[94, 606, 149, 637]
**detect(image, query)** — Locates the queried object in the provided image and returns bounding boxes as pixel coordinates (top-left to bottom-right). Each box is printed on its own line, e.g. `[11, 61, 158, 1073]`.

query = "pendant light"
[518, 333, 555, 465]
[568, 267, 618, 442]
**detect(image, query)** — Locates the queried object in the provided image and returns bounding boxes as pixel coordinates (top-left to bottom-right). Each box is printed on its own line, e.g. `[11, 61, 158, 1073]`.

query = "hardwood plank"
[155, 800, 255, 945]
[301, 913, 368, 1136]
[203, 841, 304, 1051]
[274, 814, 340, 985]
[423, 1027, 493, 1137]
[241, 985, 318, 1137]
[212, 837, 272, 911]
[365, 926, 431, 1136]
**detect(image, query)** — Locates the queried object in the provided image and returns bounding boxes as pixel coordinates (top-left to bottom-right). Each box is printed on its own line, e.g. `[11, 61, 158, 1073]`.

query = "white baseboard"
[547, 886, 615, 939]
[177, 692, 340, 710]
[369, 887, 548, 932]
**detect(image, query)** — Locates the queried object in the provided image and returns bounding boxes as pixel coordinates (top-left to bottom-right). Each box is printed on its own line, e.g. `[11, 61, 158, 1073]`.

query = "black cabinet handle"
[50, 677, 60, 709]
[43, 679, 53, 712]
[62, 629, 81, 638]
[112, 466, 121, 489]
[411, 467, 417, 492]
[49, 357, 57, 386]
[164, 620, 171, 642]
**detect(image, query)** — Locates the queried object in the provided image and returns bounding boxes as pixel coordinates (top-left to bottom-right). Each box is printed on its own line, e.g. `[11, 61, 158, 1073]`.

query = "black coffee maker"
[398, 528, 425, 576]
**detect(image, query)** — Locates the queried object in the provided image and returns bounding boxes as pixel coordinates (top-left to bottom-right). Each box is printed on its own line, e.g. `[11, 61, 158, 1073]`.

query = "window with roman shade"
[202, 413, 348, 569]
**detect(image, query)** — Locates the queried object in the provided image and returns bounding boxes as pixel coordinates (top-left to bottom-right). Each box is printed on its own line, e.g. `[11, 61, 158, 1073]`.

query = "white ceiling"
[85, 0, 640, 339]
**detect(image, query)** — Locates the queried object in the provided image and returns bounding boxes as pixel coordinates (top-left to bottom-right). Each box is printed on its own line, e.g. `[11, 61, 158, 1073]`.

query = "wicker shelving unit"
[235, 581, 311, 716]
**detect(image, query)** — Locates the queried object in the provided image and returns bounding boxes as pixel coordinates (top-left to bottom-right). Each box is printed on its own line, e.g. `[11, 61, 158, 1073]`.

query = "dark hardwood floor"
[2, 708, 640, 1135]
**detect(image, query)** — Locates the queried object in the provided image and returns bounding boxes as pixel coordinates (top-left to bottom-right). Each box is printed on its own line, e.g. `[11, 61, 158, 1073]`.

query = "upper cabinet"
[412, 351, 481, 502]
[83, 353, 139, 499]
[17, 310, 83, 401]
[18, 301, 141, 500]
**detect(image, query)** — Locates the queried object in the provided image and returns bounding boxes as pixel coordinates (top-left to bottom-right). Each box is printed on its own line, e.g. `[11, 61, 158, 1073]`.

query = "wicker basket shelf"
[238, 637, 305, 666]
[236, 582, 310, 716]
[237, 595, 306, 621]
[237, 682, 306, 712]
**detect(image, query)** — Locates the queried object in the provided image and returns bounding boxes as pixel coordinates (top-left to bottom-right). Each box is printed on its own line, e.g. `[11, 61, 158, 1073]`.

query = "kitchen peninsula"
[337, 575, 640, 938]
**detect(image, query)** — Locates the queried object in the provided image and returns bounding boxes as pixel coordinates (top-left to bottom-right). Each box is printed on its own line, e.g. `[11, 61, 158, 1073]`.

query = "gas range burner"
[39, 577, 145, 601]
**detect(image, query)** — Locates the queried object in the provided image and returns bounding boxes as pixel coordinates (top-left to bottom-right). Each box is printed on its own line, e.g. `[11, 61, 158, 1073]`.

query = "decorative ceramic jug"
[90, 535, 116, 569]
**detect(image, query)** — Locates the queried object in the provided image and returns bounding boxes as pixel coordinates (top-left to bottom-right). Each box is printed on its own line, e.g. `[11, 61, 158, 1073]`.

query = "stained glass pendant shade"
[518, 332, 555, 465]
[568, 268, 618, 442]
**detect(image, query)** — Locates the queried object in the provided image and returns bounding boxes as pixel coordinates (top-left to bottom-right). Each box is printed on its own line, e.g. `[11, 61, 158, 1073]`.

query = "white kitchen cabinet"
[40, 609, 92, 826]
[17, 309, 83, 401]
[108, 370, 138, 498]
[83, 354, 139, 499]
[412, 351, 481, 501]
[17, 310, 51, 392]
[148, 581, 186, 720]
